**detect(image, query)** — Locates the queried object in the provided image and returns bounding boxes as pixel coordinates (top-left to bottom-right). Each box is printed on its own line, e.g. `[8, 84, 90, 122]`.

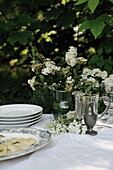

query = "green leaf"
[78, 20, 93, 32]
[104, 65, 112, 73]
[7, 30, 34, 45]
[108, 19, 113, 26]
[96, 56, 105, 68]
[105, 44, 113, 54]
[44, 8, 62, 20]
[57, 11, 75, 28]
[88, 0, 99, 13]
[7, 34, 18, 45]
[86, 86, 91, 92]
[17, 14, 35, 27]
[97, 48, 103, 55]
[75, 0, 88, 5]
[108, 0, 113, 3]
[96, 14, 110, 22]
[40, 75, 45, 82]
[88, 55, 98, 65]
[91, 21, 105, 39]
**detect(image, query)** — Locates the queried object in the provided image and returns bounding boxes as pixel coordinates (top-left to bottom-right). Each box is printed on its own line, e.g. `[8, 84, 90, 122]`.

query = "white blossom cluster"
[28, 46, 87, 92]
[80, 68, 108, 88]
[42, 58, 61, 75]
[45, 111, 87, 136]
[65, 46, 77, 67]
[65, 46, 87, 67]
[28, 76, 36, 90]
[65, 76, 75, 92]
[103, 74, 113, 93]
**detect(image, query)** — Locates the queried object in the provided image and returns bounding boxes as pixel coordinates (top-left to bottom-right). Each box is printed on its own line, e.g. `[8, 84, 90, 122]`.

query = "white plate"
[0, 114, 42, 125]
[0, 115, 42, 128]
[0, 127, 51, 161]
[0, 111, 42, 122]
[0, 104, 43, 119]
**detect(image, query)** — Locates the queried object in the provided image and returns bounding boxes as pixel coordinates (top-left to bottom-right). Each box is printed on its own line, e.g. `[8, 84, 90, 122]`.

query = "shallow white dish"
[0, 127, 51, 161]
[0, 114, 42, 125]
[0, 111, 42, 122]
[0, 104, 43, 119]
[0, 115, 42, 128]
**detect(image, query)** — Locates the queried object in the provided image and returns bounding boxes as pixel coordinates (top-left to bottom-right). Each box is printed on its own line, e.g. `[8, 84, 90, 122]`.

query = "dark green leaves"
[16, 14, 35, 27]
[44, 8, 63, 20]
[7, 30, 34, 45]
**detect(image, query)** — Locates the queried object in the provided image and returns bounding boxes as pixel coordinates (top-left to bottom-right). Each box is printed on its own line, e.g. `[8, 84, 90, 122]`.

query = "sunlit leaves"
[75, 0, 88, 5]
[77, 13, 111, 38]
[91, 21, 105, 39]
[108, 0, 113, 2]
[88, 0, 99, 13]
[78, 20, 93, 32]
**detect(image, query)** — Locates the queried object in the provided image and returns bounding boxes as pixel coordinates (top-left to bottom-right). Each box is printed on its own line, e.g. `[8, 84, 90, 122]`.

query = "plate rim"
[0, 104, 43, 119]
[0, 112, 42, 122]
[0, 127, 51, 161]
[0, 114, 42, 125]
[0, 115, 42, 127]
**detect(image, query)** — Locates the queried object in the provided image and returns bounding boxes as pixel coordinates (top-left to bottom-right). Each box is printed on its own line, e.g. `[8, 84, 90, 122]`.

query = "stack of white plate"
[0, 104, 43, 128]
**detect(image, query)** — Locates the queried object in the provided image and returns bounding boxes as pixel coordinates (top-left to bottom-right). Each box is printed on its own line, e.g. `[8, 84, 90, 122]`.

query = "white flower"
[104, 76, 113, 85]
[66, 76, 74, 84]
[83, 68, 92, 76]
[28, 76, 36, 90]
[65, 46, 77, 67]
[66, 111, 75, 119]
[42, 67, 51, 75]
[81, 126, 87, 134]
[109, 74, 113, 78]
[92, 68, 101, 77]
[100, 71, 108, 79]
[42, 58, 61, 75]
[87, 77, 96, 83]
[76, 57, 87, 64]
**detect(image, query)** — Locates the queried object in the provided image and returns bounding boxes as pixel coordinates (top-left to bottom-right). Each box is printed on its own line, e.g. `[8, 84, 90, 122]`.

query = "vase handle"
[98, 96, 111, 119]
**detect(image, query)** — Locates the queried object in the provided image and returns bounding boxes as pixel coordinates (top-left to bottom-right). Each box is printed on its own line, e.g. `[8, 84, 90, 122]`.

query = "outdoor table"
[0, 114, 113, 170]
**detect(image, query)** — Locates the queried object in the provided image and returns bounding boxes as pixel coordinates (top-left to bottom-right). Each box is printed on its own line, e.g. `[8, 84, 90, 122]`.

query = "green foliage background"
[0, 0, 113, 113]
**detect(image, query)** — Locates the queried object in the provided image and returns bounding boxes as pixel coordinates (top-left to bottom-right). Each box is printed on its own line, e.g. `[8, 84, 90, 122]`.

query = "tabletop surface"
[0, 114, 113, 170]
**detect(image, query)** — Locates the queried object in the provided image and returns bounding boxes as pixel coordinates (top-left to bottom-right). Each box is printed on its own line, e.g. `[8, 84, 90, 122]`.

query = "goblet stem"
[86, 127, 97, 136]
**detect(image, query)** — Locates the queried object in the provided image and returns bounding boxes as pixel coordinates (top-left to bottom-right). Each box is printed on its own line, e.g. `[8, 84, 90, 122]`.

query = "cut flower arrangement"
[45, 111, 87, 135]
[28, 47, 109, 135]
[28, 46, 87, 92]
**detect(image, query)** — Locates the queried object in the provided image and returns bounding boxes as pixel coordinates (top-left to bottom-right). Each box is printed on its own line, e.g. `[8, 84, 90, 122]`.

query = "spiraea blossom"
[28, 76, 36, 90]
[65, 46, 87, 67]
[45, 111, 87, 135]
[28, 47, 87, 92]
[65, 46, 77, 67]
[42, 58, 61, 75]
[76, 68, 108, 94]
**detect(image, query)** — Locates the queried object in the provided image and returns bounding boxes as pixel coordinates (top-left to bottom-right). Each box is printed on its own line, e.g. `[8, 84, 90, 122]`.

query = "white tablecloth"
[0, 114, 113, 170]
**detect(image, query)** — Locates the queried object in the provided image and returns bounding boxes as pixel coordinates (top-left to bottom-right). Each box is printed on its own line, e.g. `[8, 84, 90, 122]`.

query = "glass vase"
[73, 91, 110, 135]
[52, 90, 74, 119]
